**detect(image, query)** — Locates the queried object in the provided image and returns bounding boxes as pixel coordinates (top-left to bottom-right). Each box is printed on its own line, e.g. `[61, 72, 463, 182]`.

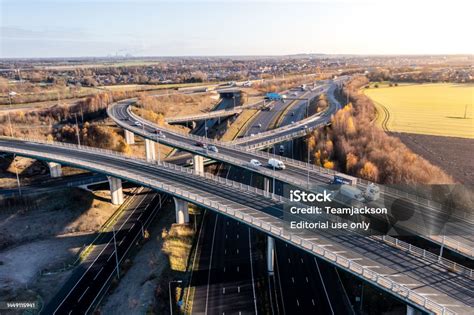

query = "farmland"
[364, 83, 474, 138]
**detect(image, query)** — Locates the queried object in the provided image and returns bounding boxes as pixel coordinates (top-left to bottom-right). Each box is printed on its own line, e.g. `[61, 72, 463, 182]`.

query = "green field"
[364, 83, 474, 139]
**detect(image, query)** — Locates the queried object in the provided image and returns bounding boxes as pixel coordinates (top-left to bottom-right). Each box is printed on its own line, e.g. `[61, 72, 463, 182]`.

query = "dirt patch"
[0, 188, 119, 250]
[391, 132, 474, 184]
[0, 187, 126, 309]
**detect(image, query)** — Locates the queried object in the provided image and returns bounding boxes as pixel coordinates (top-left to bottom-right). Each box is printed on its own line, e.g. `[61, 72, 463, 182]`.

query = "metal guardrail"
[120, 103, 474, 259]
[376, 235, 473, 278]
[0, 137, 466, 315]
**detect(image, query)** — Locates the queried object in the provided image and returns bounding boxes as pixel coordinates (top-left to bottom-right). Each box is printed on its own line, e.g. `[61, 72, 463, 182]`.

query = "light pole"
[157, 136, 161, 163]
[7, 91, 16, 137]
[74, 113, 81, 147]
[7, 91, 21, 196]
[169, 280, 183, 315]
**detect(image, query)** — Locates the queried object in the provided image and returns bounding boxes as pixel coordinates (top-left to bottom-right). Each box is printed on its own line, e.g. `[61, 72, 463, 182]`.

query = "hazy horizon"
[1, 0, 473, 58]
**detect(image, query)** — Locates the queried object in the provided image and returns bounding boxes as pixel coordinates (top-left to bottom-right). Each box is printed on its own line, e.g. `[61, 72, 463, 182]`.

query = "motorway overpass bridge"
[1, 137, 472, 315]
[109, 83, 474, 260]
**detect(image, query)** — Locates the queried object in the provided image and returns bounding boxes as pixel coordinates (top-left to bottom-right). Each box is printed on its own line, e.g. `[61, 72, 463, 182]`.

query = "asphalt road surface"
[43, 188, 167, 314]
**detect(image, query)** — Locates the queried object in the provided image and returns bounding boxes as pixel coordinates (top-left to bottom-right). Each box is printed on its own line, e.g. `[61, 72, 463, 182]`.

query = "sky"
[1, 0, 473, 58]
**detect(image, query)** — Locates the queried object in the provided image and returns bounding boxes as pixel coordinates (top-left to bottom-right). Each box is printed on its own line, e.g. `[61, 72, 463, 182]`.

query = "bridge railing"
[0, 138, 463, 315]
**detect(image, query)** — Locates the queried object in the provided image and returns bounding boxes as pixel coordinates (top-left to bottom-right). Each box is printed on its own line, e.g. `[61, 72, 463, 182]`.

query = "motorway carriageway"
[110, 92, 474, 261]
[2, 138, 473, 314]
[43, 188, 167, 315]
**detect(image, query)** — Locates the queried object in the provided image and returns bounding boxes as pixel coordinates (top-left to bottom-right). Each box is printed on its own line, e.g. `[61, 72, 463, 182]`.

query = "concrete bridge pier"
[263, 177, 271, 196]
[47, 162, 62, 178]
[124, 130, 135, 145]
[145, 139, 156, 162]
[267, 236, 275, 274]
[107, 176, 124, 205]
[193, 155, 204, 175]
[174, 197, 189, 224]
[406, 305, 421, 315]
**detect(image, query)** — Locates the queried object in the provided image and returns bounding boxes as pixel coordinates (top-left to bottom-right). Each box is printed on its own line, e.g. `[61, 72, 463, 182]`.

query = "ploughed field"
[364, 83, 474, 138]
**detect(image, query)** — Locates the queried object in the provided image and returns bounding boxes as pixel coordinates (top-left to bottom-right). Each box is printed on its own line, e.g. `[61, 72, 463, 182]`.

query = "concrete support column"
[193, 154, 204, 175]
[267, 236, 275, 274]
[173, 197, 189, 224]
[263, 177, 270, 196]
[107, 176, 124, 205]
[47, 162, 62, 178]
[145, 139, 156, 162]
[124, 129, 135, 145]
[406, 305, 419, 315]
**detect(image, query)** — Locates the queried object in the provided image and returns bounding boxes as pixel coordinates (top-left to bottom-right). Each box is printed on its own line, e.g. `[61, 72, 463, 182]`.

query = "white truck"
[339, 185, 365, 202]
[268, 158, 286, 170]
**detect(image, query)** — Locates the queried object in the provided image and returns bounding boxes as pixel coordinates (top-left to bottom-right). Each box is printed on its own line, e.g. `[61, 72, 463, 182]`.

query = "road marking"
[362, 265, 380, 268]
[237, 234, 239, 239]
[184, 209, 207, 314]
[300, 258, 304, 264]
[77, 287, 89, 302]
[236, 249, 239, 254]
[288, 258, 291, 264]
[314, 257, 335, 315]
[312, 299, 315, 306]
[305, 276, 309, 283]
[296, 299, 300, 307]
[237, 266, 240, 272]
[248, 228, 258, 314]
[238, 286, 240, 293]
[205, 216, 219, 315]
[223, 287, 226, 295]
[291, 277, 295, 284]
[53, 190, 150, 314]
[224, 249, 226, 255]
[93, 267, 103, 280]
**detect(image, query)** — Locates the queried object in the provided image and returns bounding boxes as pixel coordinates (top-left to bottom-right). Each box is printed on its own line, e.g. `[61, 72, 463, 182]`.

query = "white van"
[365, 183, 380, 201]
[268, 158, 286, 170]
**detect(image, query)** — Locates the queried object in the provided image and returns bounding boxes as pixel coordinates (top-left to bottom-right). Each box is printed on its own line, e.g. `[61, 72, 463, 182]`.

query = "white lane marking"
[77, 287, 89, 302]
[300, 258, 304, 264]
[236, 249, 239, 254]
[248, 228, 258, 314]
[223, 287, 226, 295]
[288, 258, 291, 264]
[312, 299, 315, 306]
[93, 267, 103, 281]
[54, 190, 149, 314]
[205, 216, 219, 315]
[305, 276, 309, 283]
[291, 277, 295, 284]
[296, 299, 300, 307]
[184, 209, 207, 312]
[238, 286, 241, 293]
[314, 257, 335, 315]
[237, 234, 239, 239]
[237, 266, 240, 272]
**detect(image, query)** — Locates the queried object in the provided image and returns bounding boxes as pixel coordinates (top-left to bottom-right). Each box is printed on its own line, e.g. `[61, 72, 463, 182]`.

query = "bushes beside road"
[307, 76, 453, 184]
